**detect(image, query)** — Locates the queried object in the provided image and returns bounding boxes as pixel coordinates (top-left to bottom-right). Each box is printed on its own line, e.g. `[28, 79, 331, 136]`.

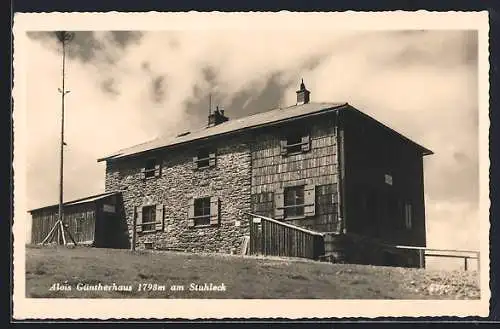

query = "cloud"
[24, 30, 479, 254]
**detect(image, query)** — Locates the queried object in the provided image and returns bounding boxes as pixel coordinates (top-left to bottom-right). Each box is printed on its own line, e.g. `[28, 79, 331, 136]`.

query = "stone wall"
[104, 134, 252, 253]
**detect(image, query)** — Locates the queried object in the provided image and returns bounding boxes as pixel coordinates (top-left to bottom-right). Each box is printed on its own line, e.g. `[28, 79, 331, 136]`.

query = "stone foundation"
[323, 233, 422, 268]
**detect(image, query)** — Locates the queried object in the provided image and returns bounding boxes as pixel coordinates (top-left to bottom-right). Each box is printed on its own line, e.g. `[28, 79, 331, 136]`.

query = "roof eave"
[98, 103, 349, 163]
[342, 105, 433, 158]
[28, 191, 121, 213]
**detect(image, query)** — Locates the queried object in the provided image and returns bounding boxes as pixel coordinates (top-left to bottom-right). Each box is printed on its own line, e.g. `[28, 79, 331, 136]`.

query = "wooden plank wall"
[341, 109, 427, 247]
[30, 203, 96, 244]
[30, 209, 59, 244]
[250, 116, 341, 232]
[249, 216, 324, 259]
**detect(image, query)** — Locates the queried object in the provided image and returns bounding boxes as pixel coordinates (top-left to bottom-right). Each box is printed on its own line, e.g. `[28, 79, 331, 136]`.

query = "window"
[404, 203, 412, 230]
[275, 185, 316, 220]
[136, 204, 164, 233]
[194, 197, 211, 226]
[193, 148, 216, 169]
[286, 133, 303, 154]
[197, 149, 210, 168]
[284, 186, 305, 217]
[141, 205, 157, 231]
[280, 132, 311, 156]
[384, 174, 393, 186]
[141, 158, 161, 179]
[144, 159, 156, 178]
[188, 196, 220, 227]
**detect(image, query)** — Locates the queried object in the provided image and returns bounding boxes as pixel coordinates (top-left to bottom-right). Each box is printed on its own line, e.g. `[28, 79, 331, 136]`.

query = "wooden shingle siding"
[251, 192, 274, 218]
[250, 117, 341, 233]
[340, 108, 427, 248]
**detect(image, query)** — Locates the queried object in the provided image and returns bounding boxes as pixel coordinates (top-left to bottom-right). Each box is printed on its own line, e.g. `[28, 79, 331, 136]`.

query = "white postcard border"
[12, 11, 491, 319]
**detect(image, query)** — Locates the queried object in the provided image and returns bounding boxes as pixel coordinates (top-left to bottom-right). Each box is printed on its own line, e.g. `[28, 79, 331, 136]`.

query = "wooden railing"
[387, 245, 480, 271]
[246, 213, 324, 260]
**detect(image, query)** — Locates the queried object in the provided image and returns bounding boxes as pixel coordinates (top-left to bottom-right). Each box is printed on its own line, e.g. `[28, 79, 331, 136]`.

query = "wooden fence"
[388, 245, 480, 271]
[246, 213, 324, 260]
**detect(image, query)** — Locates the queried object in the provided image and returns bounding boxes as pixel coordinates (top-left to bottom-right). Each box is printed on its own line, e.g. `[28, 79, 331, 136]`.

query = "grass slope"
[25, 245, 480, 299]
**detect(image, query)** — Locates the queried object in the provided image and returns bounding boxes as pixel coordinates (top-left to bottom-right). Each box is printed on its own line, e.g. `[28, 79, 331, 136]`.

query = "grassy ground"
[25, 245, 480, 299]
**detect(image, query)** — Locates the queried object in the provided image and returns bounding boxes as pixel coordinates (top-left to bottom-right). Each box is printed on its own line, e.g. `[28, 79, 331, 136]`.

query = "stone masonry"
[105, 134, 252, 253]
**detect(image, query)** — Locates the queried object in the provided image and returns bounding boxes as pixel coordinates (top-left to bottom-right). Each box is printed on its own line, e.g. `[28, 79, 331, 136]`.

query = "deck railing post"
[418, 249, 425, 268]
[464, 257, 468, 271]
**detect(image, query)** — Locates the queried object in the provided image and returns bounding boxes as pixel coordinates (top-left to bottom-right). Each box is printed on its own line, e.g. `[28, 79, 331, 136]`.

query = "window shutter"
[140, 168, 146, 179]
[155, 204, 164, 231]
[154, 164, 161, 177]
[208, 153, 216, 167]
[210, 196, 220, 225]
[192, 156, 198, 170]
[304, 184, 316, 217]
[187, 199, 195, 227]
[301, 135, 311, 152]
[280, 140, 287, 156]
[274, 188, 284, 220]
[136, 206, 143, 233]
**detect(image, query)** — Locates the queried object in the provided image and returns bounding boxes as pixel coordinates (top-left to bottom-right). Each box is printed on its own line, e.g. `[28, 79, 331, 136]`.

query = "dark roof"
[97, 101, 432, 162]
[348, 106, 433, 156]
[28, 191, 120, 213]
[98, 102, 346, 162]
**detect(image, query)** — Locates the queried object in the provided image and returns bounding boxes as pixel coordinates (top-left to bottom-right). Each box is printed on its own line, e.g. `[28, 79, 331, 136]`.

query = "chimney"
[296, 78, 310, 105]
[208, 105, 229, 127]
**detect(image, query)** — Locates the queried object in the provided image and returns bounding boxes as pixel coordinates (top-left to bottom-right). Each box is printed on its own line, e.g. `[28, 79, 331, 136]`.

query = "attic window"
[145, 158, 156, 178]
[197, 149, 210, 168]
[140, 158, 161, 179]
[280, 131, 311, 156]
[193, 148, 216, 169]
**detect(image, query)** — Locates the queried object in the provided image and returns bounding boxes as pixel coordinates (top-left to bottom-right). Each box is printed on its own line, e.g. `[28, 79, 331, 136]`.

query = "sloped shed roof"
[28, 191, 120, 213]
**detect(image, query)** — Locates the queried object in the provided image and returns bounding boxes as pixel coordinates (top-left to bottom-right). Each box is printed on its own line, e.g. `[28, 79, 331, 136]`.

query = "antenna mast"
[41, 31, 77, 246]
[209, 93, 212, 116]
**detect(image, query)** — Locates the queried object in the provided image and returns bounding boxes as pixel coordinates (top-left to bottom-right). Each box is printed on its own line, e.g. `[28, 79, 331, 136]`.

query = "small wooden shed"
[28, 191, 128, 248]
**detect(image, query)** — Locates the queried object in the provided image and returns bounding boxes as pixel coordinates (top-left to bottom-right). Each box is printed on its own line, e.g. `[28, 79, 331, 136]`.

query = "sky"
[23, 29, 480, 264]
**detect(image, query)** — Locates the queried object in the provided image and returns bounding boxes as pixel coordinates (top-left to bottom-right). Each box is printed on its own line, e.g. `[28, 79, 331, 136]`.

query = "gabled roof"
[97, 102, 347, 162]
[347, 106, 433, 156]
[28, 191, 120, 213]
[97, 101, 432, 162]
